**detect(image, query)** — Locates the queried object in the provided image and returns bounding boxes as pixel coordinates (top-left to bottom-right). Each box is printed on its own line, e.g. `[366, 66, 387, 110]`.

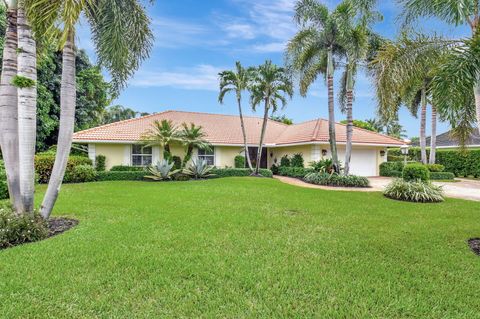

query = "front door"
[248, 147, 267, 169]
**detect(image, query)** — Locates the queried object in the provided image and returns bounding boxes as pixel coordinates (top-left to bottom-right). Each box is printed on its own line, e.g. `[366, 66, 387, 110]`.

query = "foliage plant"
[311, 159, 335, 173]
[142, 120, 180, 161]
[145, 160, 180, 181]
[109, 165, 146, 172]
[95, 155, 106, 172]
[0, 205, 49, 249]
[178, 123, 211, 167]
[96, 171, 146, 181]
[171, 156, 182, 170]
[0, 161, 8, 200]
[402, 163, 430, 182]
[35, 155, 92, 184]
[280, 155, 291, 167]
[426, 164, 444, 172]
[210, 168, 272, 178]
[11, 75, 35, 88]
[270, 164, 279, 175]
[303, 172, 370, 188]
[234, 155, 246, 169]
[429, 172, 455, 180]
[383, 179, 444, 203]
[66, 165, 97, 183]
[290, 153, 304, 168]
[278, 167, 315, 178]
[183, 159, 215, 179]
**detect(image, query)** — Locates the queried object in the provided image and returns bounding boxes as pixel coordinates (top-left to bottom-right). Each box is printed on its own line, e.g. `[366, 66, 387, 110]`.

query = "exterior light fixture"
[380, 150, 386, 157]
[400, 143, 410, 165]
[321, 149, 328, 157]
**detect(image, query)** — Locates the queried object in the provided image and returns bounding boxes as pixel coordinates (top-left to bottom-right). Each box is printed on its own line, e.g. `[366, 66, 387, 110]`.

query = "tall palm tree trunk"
[419, 86, 427, 164]
[237, 97, 253, 170]
[429, 105, 437, 164]
[327, 49, 339, 172]
[40, 33, 76, 219]
[254, 98, 269, 175]
[475, 81, 480, 131]
[344, 90, 353, 175]
[0, 3, 22, 212]
[17, 6, 37, 214]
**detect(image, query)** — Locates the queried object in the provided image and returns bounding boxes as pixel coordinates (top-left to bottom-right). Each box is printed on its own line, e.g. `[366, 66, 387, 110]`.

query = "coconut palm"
[0, 0, 22, 212]
[178, 122, 211, 167]
[398, 0, 480, 138]
[286, 0, 349, 172]
[249, 60, 293, 175]
[142, 119, 180, 161]
[218, 62, 254, 170]
[26, 0, 153, 219]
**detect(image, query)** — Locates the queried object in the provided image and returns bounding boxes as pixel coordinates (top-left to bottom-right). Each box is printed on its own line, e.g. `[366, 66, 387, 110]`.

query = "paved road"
[274, 176, 480, 202]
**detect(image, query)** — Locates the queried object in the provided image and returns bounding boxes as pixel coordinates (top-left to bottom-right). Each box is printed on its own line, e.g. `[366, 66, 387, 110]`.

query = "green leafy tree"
[250, 61, 293, 175]
[103, 105, 143, 124]
[270, 114, 293, 125]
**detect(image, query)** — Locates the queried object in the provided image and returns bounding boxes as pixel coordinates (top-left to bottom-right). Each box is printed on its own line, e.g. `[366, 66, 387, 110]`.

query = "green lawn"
[1, 178, 480, 318]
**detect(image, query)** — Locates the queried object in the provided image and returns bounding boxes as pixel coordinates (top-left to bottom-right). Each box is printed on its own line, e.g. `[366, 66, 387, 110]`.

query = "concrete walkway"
[274, 176, 480, 202]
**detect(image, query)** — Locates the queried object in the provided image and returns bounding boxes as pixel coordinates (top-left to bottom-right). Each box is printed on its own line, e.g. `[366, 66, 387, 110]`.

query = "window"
[132, 145, 152, 166]
[198, 147, 215, 166]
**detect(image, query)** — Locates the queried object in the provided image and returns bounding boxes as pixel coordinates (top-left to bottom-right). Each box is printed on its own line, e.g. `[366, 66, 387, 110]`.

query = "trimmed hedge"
[304, 172, 370, 188]
[35, 155, 92, 183]
[389, 148, 480, 177]
[96, 171, 146, 181]
[430, 172, 455, 180]
[0, 160, 8, 200]
[210, 168, 272, 178]
[402, 163, 430, 182]
[380, 161, 405, 177]
[95, 155, 106, 172]
[110, 165, 145, 172]
[278, 166, 315, 178]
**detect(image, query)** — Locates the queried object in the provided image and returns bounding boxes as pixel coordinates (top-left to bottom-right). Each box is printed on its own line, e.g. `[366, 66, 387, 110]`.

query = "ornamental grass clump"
[383, 179, 444, 203]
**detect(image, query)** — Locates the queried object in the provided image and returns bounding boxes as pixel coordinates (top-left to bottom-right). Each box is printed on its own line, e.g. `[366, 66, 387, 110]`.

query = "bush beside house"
[0, 161, 8, 200]
[35, 155, 93, 184]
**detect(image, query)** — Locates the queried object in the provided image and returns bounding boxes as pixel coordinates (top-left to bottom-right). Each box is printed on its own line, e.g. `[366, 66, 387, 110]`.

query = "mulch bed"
[48, 217, 79, 237]
[468, 238, 480, 256]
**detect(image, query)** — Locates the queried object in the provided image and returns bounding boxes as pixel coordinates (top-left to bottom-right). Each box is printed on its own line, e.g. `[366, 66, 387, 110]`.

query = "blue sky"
[77, 0, 470, 137]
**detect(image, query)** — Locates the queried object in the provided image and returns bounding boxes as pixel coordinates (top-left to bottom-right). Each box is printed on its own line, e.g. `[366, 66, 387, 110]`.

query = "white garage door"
[338, 148, 377, 176]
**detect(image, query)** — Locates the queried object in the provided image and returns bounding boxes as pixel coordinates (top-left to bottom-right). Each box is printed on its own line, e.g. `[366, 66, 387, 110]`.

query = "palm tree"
[249, 60, 293, 175]
[429, 105, 437, 164]
[26, 0, 153, 219]
[178, 122, 211, 167]
[398, 0, 480, 139]
[286, 0, 348, 172]
[218, 62, 254, 170]
[143, 119, 180, 161]
[0, 0, 21, 212]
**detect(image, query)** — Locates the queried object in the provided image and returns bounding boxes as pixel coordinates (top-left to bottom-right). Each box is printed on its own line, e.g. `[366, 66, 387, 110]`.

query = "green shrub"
[110, 165, 145, 172]
[280, 155, 290, 167]
[35, 155, 92, 184]
[383, 179, 444, 203]
[96, 171, 146, 181]
[278, 166, 314, 178]
[290, 153, 304, 168]
[66, 165, 97, 183]
[388, 148, 480, 177]
[210, 168, 272, 178]
[0, 205, 49, 249]
[172, 156, 182, 170]
[379, 161, 405, 177]
[234, 155, 246, 168]
[95, 155, 106, 172]
[0, 160, 8, 200]
[430, 172, 455, 180]
[270, 164, 279, 175]
[310, 159, 335, 173]
[426, 164, 444, 172]
[303, 173, 370, 187]
[173, 174, 191, 181]
[403, 163, 430, 182]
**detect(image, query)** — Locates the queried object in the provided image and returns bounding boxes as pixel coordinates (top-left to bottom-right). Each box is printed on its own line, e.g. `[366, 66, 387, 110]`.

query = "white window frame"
[197, 147, 215, 166]
[131, 145, 153, 167]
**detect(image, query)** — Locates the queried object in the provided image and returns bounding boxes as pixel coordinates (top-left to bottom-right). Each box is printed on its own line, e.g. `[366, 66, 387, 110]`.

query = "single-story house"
[422, 129, 480, 149]
[72, 110, 405, 176]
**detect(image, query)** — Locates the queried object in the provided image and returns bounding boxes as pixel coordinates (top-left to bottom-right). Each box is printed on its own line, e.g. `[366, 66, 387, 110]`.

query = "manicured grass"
[1, 178, 480, 318]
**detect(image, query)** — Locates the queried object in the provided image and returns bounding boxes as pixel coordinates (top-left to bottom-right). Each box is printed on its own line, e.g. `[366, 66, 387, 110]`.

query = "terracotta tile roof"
[72, 110, 404, 146]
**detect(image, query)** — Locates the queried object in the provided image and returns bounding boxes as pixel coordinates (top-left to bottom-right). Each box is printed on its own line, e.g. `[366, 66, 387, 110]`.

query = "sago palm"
[218, 62, 254, 170]
[25, 0, 153, 218]
[286, 0, 348, 172]
[249, 60, 293, 175]
[178, 122, 211, 167]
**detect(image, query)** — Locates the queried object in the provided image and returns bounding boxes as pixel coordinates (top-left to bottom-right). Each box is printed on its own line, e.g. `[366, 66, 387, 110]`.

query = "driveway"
[274, 176, 480, 201]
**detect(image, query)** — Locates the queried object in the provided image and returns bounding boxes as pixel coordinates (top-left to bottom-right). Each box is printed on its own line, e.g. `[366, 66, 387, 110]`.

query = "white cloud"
[130, 64, 223, 91]
[250, 41, 287, 53]
[224, 23, 257, 39]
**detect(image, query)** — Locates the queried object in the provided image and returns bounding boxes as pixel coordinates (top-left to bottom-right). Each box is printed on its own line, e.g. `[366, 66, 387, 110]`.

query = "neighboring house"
[422, 129, 480, 149]
[72, 110, 405, 176]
